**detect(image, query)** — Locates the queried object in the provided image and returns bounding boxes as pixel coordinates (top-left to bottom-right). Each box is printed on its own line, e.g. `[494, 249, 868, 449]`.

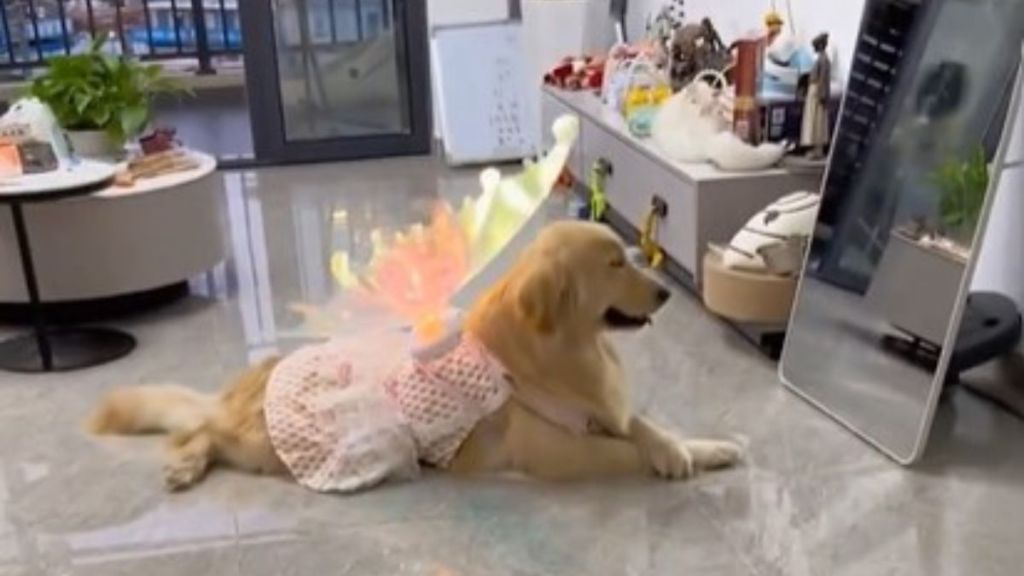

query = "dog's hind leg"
[164, 428, 214, 491]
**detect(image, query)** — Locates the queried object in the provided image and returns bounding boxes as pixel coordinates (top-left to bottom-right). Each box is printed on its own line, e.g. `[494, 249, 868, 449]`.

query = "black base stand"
[0, 282, 188, 325]
[0, 327, 136, 373]
[882, 292, 1023, 391]
[1, 199, 136, 373]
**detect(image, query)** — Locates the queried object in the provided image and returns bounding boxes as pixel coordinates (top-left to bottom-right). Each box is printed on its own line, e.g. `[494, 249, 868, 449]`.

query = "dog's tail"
[88, 384, 217, 436]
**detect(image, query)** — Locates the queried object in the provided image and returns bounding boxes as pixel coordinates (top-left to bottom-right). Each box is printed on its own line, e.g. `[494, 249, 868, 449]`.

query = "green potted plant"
[932, 146, 990, 247]
[28, 38, 185, 159]
[867, 147, 991, 345]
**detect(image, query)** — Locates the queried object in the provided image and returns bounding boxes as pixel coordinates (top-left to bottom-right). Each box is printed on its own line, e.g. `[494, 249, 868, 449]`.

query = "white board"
[431, 21, 538, 165]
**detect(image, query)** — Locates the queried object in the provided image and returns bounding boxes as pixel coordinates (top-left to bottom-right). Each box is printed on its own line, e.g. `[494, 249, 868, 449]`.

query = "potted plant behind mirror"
[933, 146, 989, 249]
[29, 37, 186, 160]
[866, 146, 991, 345]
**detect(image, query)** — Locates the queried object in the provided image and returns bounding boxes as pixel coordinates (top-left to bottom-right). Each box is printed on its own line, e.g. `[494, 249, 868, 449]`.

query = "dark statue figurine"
[801, 33, 832, 159]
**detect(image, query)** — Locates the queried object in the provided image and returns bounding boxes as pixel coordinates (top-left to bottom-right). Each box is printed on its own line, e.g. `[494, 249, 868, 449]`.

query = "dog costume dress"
[264, 322, 512, 493]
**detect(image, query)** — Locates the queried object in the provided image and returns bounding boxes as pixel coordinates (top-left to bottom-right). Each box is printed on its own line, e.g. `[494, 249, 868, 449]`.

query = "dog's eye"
[610, 257, 626, 268]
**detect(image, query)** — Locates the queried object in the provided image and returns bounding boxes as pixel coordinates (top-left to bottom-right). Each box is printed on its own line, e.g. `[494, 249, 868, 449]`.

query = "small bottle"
[733, 38, 764, 144]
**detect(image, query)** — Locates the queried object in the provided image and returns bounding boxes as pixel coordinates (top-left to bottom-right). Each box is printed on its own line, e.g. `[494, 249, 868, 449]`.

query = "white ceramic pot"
[66, 129, 123, 161]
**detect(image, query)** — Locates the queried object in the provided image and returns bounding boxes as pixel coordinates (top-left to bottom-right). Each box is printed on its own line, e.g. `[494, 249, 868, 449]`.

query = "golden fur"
[89, 221, 741, 491]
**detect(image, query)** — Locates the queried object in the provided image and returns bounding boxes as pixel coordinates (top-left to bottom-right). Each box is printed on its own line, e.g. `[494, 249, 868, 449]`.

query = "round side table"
[0, 164, 136, 372]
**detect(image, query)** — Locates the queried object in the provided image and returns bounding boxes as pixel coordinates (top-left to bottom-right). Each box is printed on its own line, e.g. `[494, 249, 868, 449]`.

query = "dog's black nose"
[656, 287, 672, 304]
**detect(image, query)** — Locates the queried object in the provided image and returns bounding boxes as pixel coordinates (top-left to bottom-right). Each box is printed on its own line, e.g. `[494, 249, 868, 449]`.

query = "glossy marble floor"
[2, 157, 1024, 576]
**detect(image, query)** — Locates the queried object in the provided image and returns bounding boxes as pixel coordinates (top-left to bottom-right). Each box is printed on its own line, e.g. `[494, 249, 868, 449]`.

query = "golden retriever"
[89, 221, 742, 490]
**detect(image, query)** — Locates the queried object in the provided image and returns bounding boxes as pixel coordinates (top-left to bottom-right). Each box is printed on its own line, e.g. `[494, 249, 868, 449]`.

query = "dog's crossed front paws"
[644, 433, 695, 479]
[644, 434, 743, 480]
[685, 439, 744, 471]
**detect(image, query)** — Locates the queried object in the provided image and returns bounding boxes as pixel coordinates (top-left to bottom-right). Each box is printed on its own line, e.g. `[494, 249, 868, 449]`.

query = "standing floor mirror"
[780, 0, 1024, 463]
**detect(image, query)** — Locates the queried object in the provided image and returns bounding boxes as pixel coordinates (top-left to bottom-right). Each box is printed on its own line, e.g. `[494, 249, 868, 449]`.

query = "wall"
[428, 0, 508, 139]
[428, 0, 507, 27]
[971, 81, 1024, 309]
[627, 0, 866, 74]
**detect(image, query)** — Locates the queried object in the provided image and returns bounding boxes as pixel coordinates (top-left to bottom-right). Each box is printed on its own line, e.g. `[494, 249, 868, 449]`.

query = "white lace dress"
[264, 330, 510, 493]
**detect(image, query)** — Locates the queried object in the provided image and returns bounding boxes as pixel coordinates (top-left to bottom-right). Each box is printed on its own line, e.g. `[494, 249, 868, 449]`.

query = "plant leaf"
[25, 38, 189, 140]
[120, 105, 150, 140]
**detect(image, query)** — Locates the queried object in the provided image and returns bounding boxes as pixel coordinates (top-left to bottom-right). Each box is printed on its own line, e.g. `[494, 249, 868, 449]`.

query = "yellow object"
[764, 10, 783, 28]
[321, 115, 581, 335]
[640, 205, 665, 269]
[329, 251, 360, 290]
[414, 312, 446, 344]
[623, 83, 671, 118]
[462, 115, 581, 266]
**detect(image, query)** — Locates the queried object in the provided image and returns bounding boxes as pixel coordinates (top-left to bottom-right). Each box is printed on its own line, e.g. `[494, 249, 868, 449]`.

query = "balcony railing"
[1, 0, 394, 77]
[0, 1, 245, 74]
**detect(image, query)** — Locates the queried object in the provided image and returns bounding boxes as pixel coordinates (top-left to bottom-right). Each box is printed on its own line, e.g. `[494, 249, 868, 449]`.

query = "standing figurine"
[801, 33, 832, 159]
[764, 11, 785, 47]
[647, 1, 686, 52]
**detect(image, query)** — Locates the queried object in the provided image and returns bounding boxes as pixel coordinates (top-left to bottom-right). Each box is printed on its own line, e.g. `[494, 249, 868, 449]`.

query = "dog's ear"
[511, 257, 575, 334]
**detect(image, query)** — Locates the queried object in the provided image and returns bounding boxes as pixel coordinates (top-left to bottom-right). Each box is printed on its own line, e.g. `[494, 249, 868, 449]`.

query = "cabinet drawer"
[580, 123, 698, 271]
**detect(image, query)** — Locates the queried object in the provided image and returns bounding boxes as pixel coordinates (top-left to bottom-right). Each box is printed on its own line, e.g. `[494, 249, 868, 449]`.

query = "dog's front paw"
[644, 434, 695, 480]
[685, 439, 743, 470]
[163, 456, 206, 492]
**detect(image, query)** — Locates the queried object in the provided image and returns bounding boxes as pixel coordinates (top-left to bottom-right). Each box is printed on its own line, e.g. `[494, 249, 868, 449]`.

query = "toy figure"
[647, 0, 687, 58]
[764, 11, 784, 46]
[801, 33, 832, 159]
[669, 18, 729, 90]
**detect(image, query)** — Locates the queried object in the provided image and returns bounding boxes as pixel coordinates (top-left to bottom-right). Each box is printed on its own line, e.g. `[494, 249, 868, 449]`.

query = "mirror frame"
[780, 46, 1024, 465]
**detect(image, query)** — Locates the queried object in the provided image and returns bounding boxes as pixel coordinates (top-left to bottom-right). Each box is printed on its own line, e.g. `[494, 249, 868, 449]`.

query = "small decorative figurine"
[801, 33, 832, 159]
[0, 98, 71, 175]
[669, 18, 729, 90]
[764, 10, 785, 46]
[647, 0, 687, 57]
[139, 127, 178, 155]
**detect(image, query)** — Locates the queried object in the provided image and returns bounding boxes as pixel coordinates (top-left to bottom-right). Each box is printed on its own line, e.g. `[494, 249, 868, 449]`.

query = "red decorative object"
[544, 56, 605, 91]
[139, 128, 178, 155]
[732, 39, 764, 144]
[556, 167, 575, 189]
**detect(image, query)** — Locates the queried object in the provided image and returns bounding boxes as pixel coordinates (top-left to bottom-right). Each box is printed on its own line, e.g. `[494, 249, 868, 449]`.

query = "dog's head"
[505, 221, 671, 335]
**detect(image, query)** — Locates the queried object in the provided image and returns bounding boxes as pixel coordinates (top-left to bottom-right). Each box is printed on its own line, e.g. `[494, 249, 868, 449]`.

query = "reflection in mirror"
[227, 115, 580, 351]
[781, 0, 1024, 462]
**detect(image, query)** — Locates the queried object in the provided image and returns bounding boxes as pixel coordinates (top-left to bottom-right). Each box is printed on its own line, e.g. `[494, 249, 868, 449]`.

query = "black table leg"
[9, 202, 54, 370]
[0, 204, 136, 373]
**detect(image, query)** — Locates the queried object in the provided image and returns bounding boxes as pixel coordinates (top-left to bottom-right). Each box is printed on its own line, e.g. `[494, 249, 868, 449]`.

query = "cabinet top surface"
[544, 86, 807, 185]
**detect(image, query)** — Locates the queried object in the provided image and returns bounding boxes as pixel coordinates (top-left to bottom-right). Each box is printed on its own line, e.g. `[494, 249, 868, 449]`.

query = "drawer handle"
[588, 159, 611, 222]
[641, 195, 668, 268]
[651, 195, 669, 218]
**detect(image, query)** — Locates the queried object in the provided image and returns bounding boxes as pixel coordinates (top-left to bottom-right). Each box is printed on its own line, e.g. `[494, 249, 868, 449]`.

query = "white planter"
[867, 230, 967, 345]
[66, 130, 123, 161]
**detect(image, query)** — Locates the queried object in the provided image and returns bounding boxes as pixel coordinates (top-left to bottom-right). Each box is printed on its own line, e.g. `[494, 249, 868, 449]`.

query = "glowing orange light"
[356, 204, 470, 331]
